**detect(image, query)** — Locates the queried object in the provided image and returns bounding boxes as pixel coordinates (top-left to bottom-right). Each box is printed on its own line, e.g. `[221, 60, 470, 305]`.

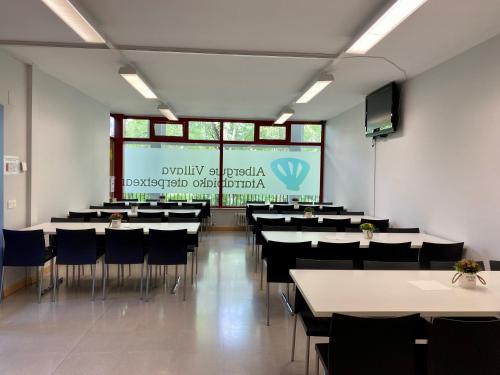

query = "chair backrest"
[51, 217, 83, 222]
[265, 241, 311, 283]
[315, 241, 360, 262]
[168, 211, 197, 218]
[345, 227, 362, 232]
[276, 204, 294, 213]
[302, 226, 336, 232]
[360, 218, 390, 232]
[148, 229, 188, 265]
[319, 202, 333, 205]
[290, 217, 319, 229]
[128, 217, 162, 223]
[387, 227, 420, 233]
[342, 211, 364, 215]
[104, 228, 145, 264]
[103, 202, 126, 207]
[55, 229, 97, 265]
[489, 260, 500, 271]
[169, 199, 187, 202]
[69, 211, 99, 222]
[2, 229, 46, 266]
[100, 211, 129, 221]
[328, 313, 420, 375]
[298, 201, 313, 204]
[322, 218, 351, 231]
[247, 201, 265, 204]
[429, 260, 484, 271]
[419, 242, 464, 269]
[167, 217, 201, 223]
[364, 261, 420, 270]
[137, 211, 165, 219]
[158, 202, 180, 209]
[299, 205, 320, 211]
[363, 241, 416, 262]
[89, 218, 109, 223]
[428, 318, 500, 375]
[261, 225, 297, 231]
[256, 217, 287, 245]
[320, 206, 343, 213]
[122, 199, 138, 202]
[135, 202, 151, 207]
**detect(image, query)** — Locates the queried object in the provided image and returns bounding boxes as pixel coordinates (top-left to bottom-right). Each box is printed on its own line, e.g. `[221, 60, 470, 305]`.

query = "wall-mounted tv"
[365, 82, 399, 137]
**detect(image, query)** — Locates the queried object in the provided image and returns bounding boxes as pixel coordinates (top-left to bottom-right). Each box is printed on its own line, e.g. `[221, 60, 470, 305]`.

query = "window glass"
[124, 119, 149, 138]
[154, 123, 183, 137]
[223, 122, 254, 141]
[110, 117, 115, 137]
[259, 125, 286, 140]
[291, 124, 322, 143]
[188, 121, 221, 140]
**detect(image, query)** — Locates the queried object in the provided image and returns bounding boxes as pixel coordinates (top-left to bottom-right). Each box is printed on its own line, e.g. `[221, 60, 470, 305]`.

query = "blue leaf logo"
[271, 158, 310, 191]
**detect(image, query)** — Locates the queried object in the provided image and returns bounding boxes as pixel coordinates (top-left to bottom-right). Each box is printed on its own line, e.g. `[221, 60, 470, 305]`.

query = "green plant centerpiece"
[109, 213, 123, 228]
[292, 197, 300, 209]
[130, 203, 139, 214]
[304, 207, 315, 218]
[360, 222, 375, 239]
[452, 259, 486, 289]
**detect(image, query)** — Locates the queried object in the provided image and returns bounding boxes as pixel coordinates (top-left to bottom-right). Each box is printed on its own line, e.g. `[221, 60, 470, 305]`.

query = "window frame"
[111, 114, 325, 207]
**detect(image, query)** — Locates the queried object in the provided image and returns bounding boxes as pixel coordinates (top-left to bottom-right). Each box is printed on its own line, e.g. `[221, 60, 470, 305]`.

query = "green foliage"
[455, 259, 481, 274]
[303, 124, 322, 142]
[260, 126, 285, 140]
[304, 207, 315, 214]
[124, 119, 149, 138]
[223, 122, 254, 141]
[360, 223, 375, 231]
[189, 121, 221, 140]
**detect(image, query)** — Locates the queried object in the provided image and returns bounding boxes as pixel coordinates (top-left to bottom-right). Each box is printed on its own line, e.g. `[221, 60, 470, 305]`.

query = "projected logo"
[271, 158, 310, 191]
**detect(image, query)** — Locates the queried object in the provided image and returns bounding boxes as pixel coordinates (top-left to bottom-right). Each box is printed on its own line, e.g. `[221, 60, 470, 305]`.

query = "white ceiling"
[1, 0, 500, 120]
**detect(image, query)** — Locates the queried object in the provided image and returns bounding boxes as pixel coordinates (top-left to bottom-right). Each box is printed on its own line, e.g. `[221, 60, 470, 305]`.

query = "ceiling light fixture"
[41, 0, 105, 43]
[346, 0, 428, 54]
[274, 106, 294, 125]
[296, 72, 334, 103]
[119, 66, 158, 99]
[158, 104, 178, 121]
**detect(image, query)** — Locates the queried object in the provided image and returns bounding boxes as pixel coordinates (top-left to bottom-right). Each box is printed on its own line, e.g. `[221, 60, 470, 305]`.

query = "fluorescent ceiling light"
[158, 104, 178, 121]
[274, 106, 294, 125]
[296, 73, 334, 103]
[41, 0, 105, 43]
[119, 66, 158, 99]
[346, 0, 428, 54]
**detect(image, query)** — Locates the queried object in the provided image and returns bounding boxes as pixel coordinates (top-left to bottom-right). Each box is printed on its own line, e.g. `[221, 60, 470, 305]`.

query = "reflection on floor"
[0, 232, 324, 375]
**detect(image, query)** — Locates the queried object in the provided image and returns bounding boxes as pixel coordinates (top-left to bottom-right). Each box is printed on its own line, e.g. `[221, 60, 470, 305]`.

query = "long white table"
[261, 231, 453, 248]
[252, 213, 378, 225]
[78, 208, 200, 217]
[247, 203, 338, 209]
[290, 269, 500, 317]
[24, 221, 200, 235]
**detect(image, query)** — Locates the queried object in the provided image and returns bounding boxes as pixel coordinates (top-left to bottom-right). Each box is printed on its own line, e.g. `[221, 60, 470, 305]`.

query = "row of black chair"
[67, 211, 200, 222]
[0, 228, 196, 303]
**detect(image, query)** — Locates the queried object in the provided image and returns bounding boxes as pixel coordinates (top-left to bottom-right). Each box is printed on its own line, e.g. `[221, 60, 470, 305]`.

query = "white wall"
[30, 67, 110, 223]
[324, 104, 374, 213]
[325, 33, 500, 260]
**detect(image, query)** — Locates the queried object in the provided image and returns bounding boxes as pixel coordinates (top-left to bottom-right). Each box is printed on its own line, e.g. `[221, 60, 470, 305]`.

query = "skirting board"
[2, 264, 52, 299]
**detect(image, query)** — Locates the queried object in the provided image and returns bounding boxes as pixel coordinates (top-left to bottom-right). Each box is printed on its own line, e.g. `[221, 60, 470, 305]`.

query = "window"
[259, 125, 286, 140]
[188, 121, 221, 140]
[154, 123, 183, 137]
[223, 122, 254, 141]
[124, 119, 149, 138]
[110, 117, 115, 138]
[291, 124, 322, 143]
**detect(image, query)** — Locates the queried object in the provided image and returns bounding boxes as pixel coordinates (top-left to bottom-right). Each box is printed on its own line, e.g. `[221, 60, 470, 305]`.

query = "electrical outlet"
[7, 199, 16, 209]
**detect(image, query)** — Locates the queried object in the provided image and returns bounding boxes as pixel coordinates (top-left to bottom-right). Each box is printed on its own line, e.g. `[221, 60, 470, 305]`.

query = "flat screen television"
[365, 82, 399, 137]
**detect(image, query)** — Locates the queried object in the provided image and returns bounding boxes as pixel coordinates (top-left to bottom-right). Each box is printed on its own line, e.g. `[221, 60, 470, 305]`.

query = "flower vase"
[304, 212, 313, 218]
[363, 230, 373, 239]
[458, 273, 477, 289]
[111, 219, 122, 229]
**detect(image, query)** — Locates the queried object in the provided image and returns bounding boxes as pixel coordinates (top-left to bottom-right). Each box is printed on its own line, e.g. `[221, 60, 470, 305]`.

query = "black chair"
[168, 211, 197, 219]
[489, 260, 500, 270]
[322, 218, 350, 232]
[362, 241, 416, 263]
[315, 313, 420, 375]
[89, 218, 109, 223]
[319, 206, 343, 214]
[342, 211, 364, 215]
[299, 205, 320, 211]
[121, 198, 138, 202]
[128, 217, 162, 223]
[146, 229, 189, 301]
[429, 260, 484, 271]
[1, 229, 55, 303]
[169, 199, 187, 202]
[419, 242, 464, 269]
[261, 225, 298, 232]
[158, 202, 181, 209]
[53, 229, 101, 300]
[292, 259, 354, 374]
[103, 228, 145, 299]
[263, 240, 311, 325]
[100, 211, 129, 221]
[167, 217, 201, 223]
[312, 241, 360, 263]
[319, 202, 333, 205]
[103, 202, 126, 207]
[137, 211, 165, 219]
[51, 217, 83, 222]
[276, 204, 294, 213]
[364, 261, 420, 270]
[387, 227, 420, 233]
[427, 318, 500, 375]
[302, 226, 336, 232]
[69, 211, 99, 222]
[299, 201, 313, 205]
[360, 218, 390, 232]
[345, 227, 362, 232]
[247, 201, 265, 204]
[290, 217, 319, 230]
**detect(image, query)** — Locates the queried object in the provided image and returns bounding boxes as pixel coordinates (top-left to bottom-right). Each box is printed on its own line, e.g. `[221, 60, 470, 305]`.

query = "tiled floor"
[0, 232, 323, 375]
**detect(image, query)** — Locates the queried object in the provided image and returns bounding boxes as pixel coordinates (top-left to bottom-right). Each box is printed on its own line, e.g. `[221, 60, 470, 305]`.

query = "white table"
[247, 203, 338, 209]
[24, 221, 200, 235]
[261, 231, 453, 248]
[78, 208, 200, 217]
[253, 213, 379, 225]
[290, 269, 500, 317]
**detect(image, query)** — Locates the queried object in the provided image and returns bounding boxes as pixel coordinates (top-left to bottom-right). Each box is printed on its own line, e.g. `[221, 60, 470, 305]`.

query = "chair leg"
[266, 282, 270, 326]
[260, 259, 264, 291]
[128, 264, 131, 277]
[77, 265, 81, 287]
[91, 264, 96, 301]
[291, 314, 298, 361]
[121, 264, 125, 285]
[195, 248, 198, 275]
[183, 264, 187, 301]
[140, 261, 145, 300]
[255, 245, 259, 272]
[305, 336, 311, 375]
[65, 265, 68, 286]
[0, 265, 5, 303]
[145, 264, 151, 301]
[102, 260, 107, 300]
[191, 252, 195, 285]
[315, 352, 320, 375]
[52, 263, 57, 302]
[37, 266, 43, 304]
